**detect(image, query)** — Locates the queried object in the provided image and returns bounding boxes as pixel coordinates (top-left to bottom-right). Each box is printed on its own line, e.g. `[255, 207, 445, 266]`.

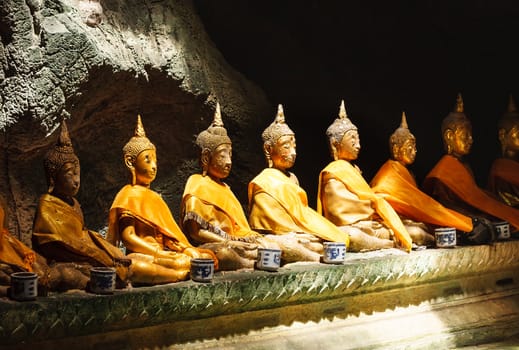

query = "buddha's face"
[134, 149, 157, 187]
[445, 123, 473, 157]
[502, 125, 519, 155]
[336, 129, 360, 161]
[395, 138, 417, 166]
[269, 134, 296, 171]
[53, 161, 80, 197]
[208, 143, 232, 180]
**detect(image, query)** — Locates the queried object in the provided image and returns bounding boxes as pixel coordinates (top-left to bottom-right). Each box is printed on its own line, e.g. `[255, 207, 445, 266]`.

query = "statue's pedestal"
[2, 242, 519, 349]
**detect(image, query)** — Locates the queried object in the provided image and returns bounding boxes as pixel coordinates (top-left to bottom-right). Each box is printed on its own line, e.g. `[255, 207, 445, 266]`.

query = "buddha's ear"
[263, 143, 273, 167]
[200, 149, 211, 176]
[444, 128, 455, 140]
[200, 149, 211, 166]
[390, 143, 399, 160]
[124, 155, 135, 169]
[498, 128, 506, 144]
[47, 178, 55, 194]
[329, 140, 338, 161]
[443, 129, 454, 154]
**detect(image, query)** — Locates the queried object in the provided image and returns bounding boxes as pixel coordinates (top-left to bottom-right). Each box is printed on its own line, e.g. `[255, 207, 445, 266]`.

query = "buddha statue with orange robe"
[423, 93, 519, 240]
[2, 196, 89, 293]
[317, 101, 413, 252]
[370, 111, 472, 242]
[182, 103, 321, 269]
[488, 95, 519, 208]
[32, 120, 136, 287]
[248, 104, 349, 250]
[107, 115, 217, 283]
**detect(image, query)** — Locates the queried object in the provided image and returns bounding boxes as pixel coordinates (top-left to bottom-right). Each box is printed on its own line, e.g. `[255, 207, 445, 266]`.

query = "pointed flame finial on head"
[276, 104, 286, 124]
[195, 101, 231, 152]
[212, 102, 224, 127]
[134, 114, 146, 138]
[326, 100, 357, 141]
[455, 93, 464, 113]
[261, 103, 294, 145]
[339, 100, 348, 119]
[123, 114, 156, 161]
[400, 111, 409, 129]
[58, 119, 73, 148]
[43, 118, 79, 191]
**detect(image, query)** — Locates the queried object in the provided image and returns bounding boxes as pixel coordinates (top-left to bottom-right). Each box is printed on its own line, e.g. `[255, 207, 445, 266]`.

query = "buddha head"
[261, 104, 296, 171]
[326, 100, 360, 162]
[389, 111, 416, 166]
[497, 95, 519, 158]
[123, 115, 157, 187]
[196, 102, 232, 180]
[441, 93, 473, 158]
[43, 120, 80, 198]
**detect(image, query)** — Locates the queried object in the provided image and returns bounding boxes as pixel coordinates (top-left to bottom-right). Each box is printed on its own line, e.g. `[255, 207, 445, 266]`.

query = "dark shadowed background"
[194, 0, 519, 207]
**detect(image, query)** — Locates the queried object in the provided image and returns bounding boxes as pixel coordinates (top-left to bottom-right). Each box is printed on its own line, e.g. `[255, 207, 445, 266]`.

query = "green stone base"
[2, 242, 519, 349]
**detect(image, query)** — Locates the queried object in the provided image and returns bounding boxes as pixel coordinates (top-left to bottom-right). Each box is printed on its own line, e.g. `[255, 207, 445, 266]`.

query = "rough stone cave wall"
[0, 0, 270, 244]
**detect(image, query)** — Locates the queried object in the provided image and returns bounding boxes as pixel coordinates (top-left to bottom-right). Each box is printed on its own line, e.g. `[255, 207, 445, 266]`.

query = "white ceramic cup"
[493, 221, 510, 240]
[435, 227, 457, 248]
[10, 272, 38, 301]
[323, 242, 346, 264]
[256, 248, 281, 271]
[190, 258, 214, 282]
[89, 267, 116, 294]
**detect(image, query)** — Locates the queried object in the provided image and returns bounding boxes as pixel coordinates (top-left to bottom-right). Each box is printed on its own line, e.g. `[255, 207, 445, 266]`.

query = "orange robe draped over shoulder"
[1, 203, 35, 271]
[181, 174, 259, 242]
[488, 158, 519, 207]
[248, 168, 349, 245]
[424, 155, 519, 230]
[371, 160, 473, 232]
[33, 194, 123, 267]
[108, 184, 191, 248]
[317, 160, 412, 252]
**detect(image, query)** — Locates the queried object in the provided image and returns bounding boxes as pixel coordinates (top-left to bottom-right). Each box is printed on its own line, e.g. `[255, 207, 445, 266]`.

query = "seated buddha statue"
[317, 101, 412, 252]
[370, 111, 472, 243]
[2, 196, 89, 293]
[107, 115, 217, 283]
[32, 120, 136, 287]
[248, 104, 349, 251]
[423, 93, 519, 240]
[181, 103, 321, 269]
[488, 95, 519, 208]
[33, 119, 194, 287]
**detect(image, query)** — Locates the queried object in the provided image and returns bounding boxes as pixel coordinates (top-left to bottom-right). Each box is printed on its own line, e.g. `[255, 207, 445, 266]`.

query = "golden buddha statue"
[107, 115, 217, 283]
[317, 101, 412, 252]
[423, 93, 519, 241]
[32, 120, 139, 287]
[182, 103, 321, 269]
[2, 197, 89, 293]
[370, 111, 472, 242]
[488, 95, 519, 208]
[248, 104, 349, 250]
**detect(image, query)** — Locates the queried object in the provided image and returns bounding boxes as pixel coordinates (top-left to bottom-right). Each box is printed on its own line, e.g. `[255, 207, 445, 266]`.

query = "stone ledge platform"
[2, 241, 519, 349]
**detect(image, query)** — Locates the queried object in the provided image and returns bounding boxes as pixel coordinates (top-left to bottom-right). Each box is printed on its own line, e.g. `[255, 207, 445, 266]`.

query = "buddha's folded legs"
[340, 226, 393, 252]
[262, 234, 322, 263]
[352, 220, 391, 240]
[128, 255, 189, 284]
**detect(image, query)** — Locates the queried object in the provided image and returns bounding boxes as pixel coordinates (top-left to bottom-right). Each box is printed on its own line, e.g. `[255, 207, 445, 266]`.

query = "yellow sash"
[318, 160, 412, 251]
[425, 155, 519, 230]
[182, 174, 252, 238]
[248, 168, 349, 245]
[108, 185, 190, 246]
[371, 160, 472, 232]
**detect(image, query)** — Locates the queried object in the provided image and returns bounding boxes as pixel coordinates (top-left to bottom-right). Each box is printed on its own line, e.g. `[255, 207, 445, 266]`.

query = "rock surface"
[0, 0, 270, 243]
